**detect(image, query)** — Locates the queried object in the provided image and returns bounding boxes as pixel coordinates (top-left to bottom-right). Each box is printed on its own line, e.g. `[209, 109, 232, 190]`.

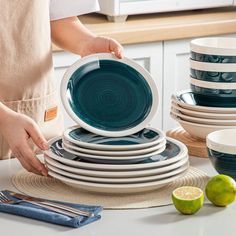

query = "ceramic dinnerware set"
[171, 37, 236, 140]
[44, 53, 189, 194]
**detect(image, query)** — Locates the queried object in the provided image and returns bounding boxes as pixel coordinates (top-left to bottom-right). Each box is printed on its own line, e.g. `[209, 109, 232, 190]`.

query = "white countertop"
[0, 157, 236, 236]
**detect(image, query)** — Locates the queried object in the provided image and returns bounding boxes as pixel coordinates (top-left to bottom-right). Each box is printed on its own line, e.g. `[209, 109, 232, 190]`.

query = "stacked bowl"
[171, 37, 236, 140]
[44, 53, 189, 194]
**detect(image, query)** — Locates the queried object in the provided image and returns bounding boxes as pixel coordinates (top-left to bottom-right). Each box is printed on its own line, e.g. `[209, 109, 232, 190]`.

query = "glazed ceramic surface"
[171, 108, 236, 126]
[191, 51, 236, 63]
[46, 162, 189, 184]
[48, 169, 188, 194]
[171, 114, 236, 140]
[61, 53, 158, 137]
[63, 126, 165, 151]
[172, 90, 236, 113]
[190, 37, 236, 56]
[44, 155, 189, 178]
[44, 137, 188, 171]
[171, 101, 236, 120]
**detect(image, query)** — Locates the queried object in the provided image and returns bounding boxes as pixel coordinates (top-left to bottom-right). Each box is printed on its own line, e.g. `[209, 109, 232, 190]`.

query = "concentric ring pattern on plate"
[60, 53, 159, 137]
[44, 136, 188, 171]
[63, 126, 165, 151]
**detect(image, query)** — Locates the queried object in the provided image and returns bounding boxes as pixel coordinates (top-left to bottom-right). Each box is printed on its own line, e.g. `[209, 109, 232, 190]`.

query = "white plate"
[46, 161, 189, 184]
[49, 169, 188, 194]
[45, 155, 189, 178]
[60, 53, 159, 137]
[62, 138, 166, 156]
[44, 137, 188, 171]
[62, 140, 166, 161]
[63, 126, 165, 151]
[172, 101, 236, 120]
[171, 114, 236, 140]
[172, 90, 236, 113]
[171, 108, 236, 126]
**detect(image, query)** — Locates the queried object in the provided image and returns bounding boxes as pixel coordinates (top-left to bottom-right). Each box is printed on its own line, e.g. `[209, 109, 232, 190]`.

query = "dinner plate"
[63, 126, 165, 151]
[44, 155, 189, 178]
[62, 137, 166, 156]
[172, 90, 236, 113]
[60, 53, 158, 137]
[48, 169, 188, 194]
[46, 161, 189, 184]
[171, 101, 236, 120]
[44, 137, 188, 171]
[62, 140, 166, 164]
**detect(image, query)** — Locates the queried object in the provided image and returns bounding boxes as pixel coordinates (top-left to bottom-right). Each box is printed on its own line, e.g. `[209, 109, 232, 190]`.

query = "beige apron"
[0, 0, 64, 159]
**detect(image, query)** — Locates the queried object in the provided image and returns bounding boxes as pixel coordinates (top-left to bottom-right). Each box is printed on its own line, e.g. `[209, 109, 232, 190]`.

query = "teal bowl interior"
[190, 68, 236, 82]
[191, 84, 236, 107]
[208, 148, 236, 180]
[67, 59, 153, 132]
[191, 51, 236, 63]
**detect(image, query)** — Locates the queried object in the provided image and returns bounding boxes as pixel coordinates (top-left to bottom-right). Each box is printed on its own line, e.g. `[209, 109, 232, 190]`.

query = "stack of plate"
[44, 53, 189, 194]
[44, 134, 189, 194]
[171, 37, 236, 140]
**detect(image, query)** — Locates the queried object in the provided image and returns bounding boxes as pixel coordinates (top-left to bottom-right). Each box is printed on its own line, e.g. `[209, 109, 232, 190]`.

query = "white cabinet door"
[124, 42, 163, 130]
[163, 39, 191, 131]
[53, 42, 163, 130]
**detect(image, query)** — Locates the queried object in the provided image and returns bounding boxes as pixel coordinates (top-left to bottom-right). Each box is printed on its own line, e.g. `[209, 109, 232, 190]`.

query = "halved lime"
[172, 186, 204, 215]
[205, 174, 236, 207]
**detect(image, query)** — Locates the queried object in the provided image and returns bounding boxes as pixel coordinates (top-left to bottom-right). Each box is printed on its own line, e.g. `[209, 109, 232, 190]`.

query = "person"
[0, 0, 123, 176]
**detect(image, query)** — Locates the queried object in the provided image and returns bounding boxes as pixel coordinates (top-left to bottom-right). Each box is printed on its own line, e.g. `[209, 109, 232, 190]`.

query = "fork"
[0, 191, 92, 218]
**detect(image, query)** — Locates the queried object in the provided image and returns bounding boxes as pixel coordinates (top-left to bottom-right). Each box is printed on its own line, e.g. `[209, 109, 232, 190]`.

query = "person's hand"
[0, 109, 48, 176]
[81, 36, 124, 59]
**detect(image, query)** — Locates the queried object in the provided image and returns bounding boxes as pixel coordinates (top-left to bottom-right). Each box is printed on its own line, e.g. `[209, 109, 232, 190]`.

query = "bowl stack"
[171, 37, 236, 140]
[44, 53, 189, 194]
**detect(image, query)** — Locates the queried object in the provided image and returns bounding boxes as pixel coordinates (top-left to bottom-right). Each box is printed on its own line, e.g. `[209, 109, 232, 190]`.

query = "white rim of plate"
[171, 101, 236, 119]
[60, 53, 159, 137]
[206, 129, 236, 155]
[171, 107, 236, 124]
[62, 137, 166, 156]
[190, 77, 236, 89]
[171, 113, 236, 129]
[46, 161, 189, 184]
[44, 136, 188, 171]
[172, 89, 236, 113]
[62, 140, 166, 161]
[190, 59, 236, 72]
[48, 168, 189, 190]
[190, 37, 236, 56]
[63, 126, 166, 151]
[44, 155, 189, 178]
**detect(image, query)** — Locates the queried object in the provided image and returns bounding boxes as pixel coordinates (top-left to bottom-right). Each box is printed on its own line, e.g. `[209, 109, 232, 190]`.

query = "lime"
[205, 174, 236, 207]
[172, 186, 204, 215]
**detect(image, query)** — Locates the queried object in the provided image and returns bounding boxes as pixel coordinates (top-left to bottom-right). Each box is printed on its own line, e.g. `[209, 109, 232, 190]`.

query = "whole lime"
[205, 174, 236, 207]
[172, 186, 204, 215]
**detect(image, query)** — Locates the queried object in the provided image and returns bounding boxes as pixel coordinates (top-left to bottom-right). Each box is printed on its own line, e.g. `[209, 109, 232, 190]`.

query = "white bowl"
[207, 129, 236, 155]
[190, 37, 236, 56]
[190, 59, 236, 72]
[171, 113, 236, 140]
[171, 108, 236, 126]
[190, 77, 236, 89]
[172, 101, 236, 120]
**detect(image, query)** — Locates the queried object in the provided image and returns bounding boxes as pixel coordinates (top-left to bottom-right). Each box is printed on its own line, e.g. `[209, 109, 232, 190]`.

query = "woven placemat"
[12, 166, 209, 209]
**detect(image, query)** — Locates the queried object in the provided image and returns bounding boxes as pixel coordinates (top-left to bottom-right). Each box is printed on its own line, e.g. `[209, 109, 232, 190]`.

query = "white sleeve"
[50, 0, 100, 21]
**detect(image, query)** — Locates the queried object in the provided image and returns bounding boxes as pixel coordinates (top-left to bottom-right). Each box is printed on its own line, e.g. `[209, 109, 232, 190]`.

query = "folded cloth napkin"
[0, 190, 102, 228]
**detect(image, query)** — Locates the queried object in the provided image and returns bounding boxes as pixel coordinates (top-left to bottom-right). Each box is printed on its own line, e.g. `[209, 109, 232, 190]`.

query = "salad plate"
[60, 53, 158, 137]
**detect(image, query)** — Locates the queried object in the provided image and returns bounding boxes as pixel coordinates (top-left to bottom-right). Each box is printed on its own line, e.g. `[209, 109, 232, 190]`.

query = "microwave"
[98, 0, 236, 22]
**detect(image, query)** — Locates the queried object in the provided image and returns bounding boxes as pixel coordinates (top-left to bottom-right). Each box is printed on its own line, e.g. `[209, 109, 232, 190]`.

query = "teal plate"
[63, 127, 165, 151]
[61, 53, 158, 137]
[50, 138, 180, 165]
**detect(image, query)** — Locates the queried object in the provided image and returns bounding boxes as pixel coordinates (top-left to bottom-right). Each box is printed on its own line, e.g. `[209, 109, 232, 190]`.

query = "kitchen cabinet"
[53, 42, 163, 129]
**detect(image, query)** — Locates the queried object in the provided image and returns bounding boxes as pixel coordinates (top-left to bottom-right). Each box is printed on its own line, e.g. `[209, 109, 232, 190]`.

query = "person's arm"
[0, 103, 48, 176]
[50, 17, 123, 58]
